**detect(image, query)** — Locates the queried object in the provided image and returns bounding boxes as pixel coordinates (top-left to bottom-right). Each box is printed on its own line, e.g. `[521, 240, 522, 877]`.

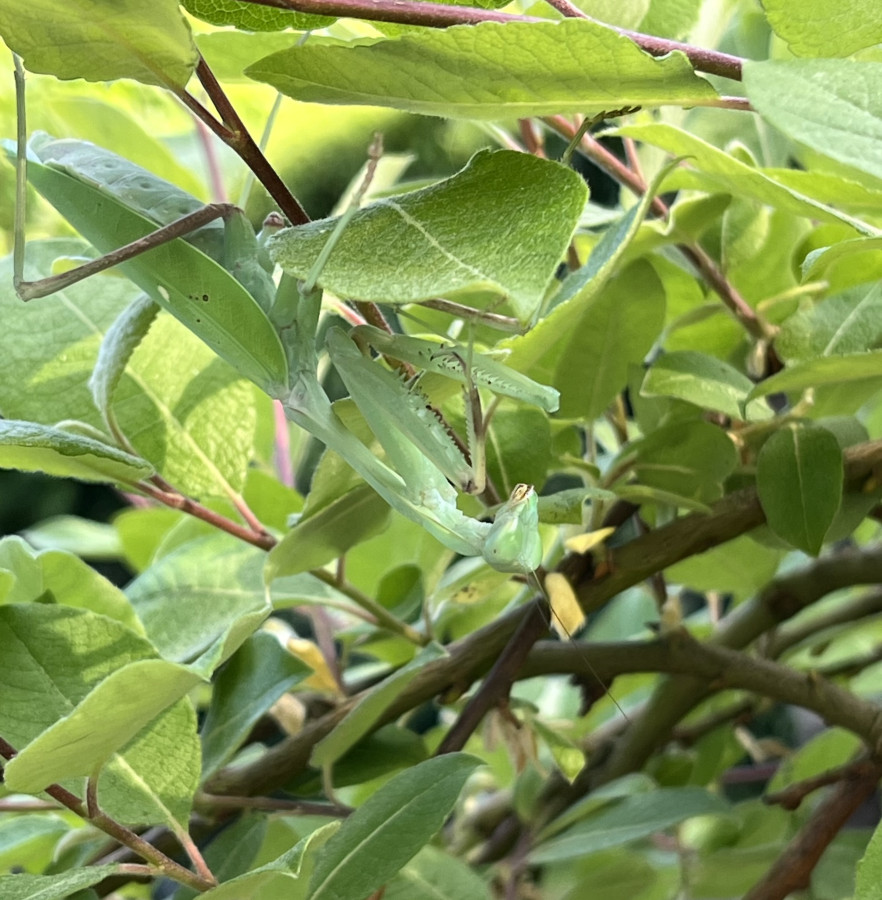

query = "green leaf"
[775, 283, 882, 363]
[22, 144, 289, 396]
[613, 122, 876, 234]
[383, 845, 492, 900]
[0, 0, 197, 87]
[312, 643, 447, 767]
[125, 535, 271, 666]
[21, 515, 121, 561]
[503, 160, 671, 410]
[172, 815, 268, 900]
[0, 419, 153, 484]
[857, 821, 882, 900]
[802, 236, 882, 281]
[90, 294, 158, 427]
[641, 351, 766, 420]
[308, 754, 482, 900]
[529, 787, 729, 863]
[182, 0, 331, 31]
[200, 823, 340, 900]
[5, 658, 204, 794]
[266, 485, 393, 580]
[110, 312, 260, 499]
[0, 815, 70, 875]
[0, 535, 142, 631]
[0, 867, 124, 900]
[667, 535, 783, 601]
[246, 21, 718, 119]
[625, 421, 738, 503]
[761, 0, 882, 59]
[756, 422, 843, 555]
[201, 632, 311, 776]
[743, 60, 882, 186]
[0, 239, 140, 426]
[747, 350, 882, 400]
[0, 604, 199, 827]
[269, 149, 586, 323]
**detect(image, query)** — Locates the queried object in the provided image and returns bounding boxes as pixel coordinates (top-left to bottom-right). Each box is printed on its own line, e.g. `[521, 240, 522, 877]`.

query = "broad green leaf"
[198, 32, 306, 83]
[5, 659, 204, 793]
[110, 312, 260, 499]
[308, 754, 482, 900]
[744, 60, 882, 185]
[613, 122, 877, 234]
[383, 845, 492, 900]
[503, 161, 670, 408]
[269, 150, 587, 323]
[21, 514, 120, 560]
[756, 422, 843, 555]
[201, 632, 311, 776]
[182, 0, 331, 31]
[0, 815, 69, 875]
[0, 240, 139, 427]
[529, 787, 729, 863]
[624, 421, 738, 503]
[762, 0, 882, 60]
[90, 294, 158, 427]
[266, 485, 393, 580]
[200, 823, 340, 900]
[22, 145, 289, 396]
[0, 535, 141, 631]
[802, 236, 882, 281]
[857, 820, 882, 900]
[246, 21, 719, 119]
[0, 0, 197, 88]
[667, 534, 782, 601]
[0, 604, 199, 827]
[639, 0, 702, 40]
[0, 867, 123, 900]
[641, 351, 764, 420]
[0, 419, 153, 484]
[552, 261, 666, 418]
[765, 168, 882, 217]
[125, 534, 271, 666]
[747, 350, 882, 400]
[775, 283, 882, 363]
[312, 643, 447, 767]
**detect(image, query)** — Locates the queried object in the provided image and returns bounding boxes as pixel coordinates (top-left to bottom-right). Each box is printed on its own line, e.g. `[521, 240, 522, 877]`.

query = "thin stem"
[15, 204, 236, 301]
[137, 481, 277, 550]
[238, 0, 746, 80]
[0, 737, 215, 893]
[172, 57, 309, 226]
[12, 55, 27, 293]
[546, 117, 770, 340]
[310, 567, 427, 644]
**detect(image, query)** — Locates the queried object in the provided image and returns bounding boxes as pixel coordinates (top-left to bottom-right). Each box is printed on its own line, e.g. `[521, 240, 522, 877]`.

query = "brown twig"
[764, 755, 873, 812]
[0, 738, 215, 893]
[745, 758, 882, 900]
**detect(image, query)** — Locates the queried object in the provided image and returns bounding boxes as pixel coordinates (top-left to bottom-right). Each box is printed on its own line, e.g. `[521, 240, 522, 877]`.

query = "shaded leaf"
[641, 351, 764, 420]
[747, 351, 882, 400]
[201, 632, 311, 776]
[0, 867, 123, 900]
[308, 754, 482, 900]
[744, 60, 882, 185]
[756, 422, 843, 555]
[266, 485, 392, 580]
[312, 643, 447, 767]
[530, 787, 729, 863]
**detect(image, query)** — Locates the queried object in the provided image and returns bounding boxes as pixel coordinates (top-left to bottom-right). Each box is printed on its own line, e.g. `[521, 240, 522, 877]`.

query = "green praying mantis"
[9, 94, 564, 576]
